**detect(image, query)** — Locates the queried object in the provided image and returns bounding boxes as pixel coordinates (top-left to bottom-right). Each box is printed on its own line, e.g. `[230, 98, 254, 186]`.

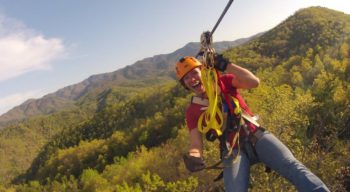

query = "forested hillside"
[0, 37, 252, 129]
[0, 40, 252, 188]
[0, 6, 349, 192]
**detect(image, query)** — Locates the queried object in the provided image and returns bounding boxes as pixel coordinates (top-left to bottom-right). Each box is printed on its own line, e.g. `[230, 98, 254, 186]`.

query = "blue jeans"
[222, 131, 330, 192]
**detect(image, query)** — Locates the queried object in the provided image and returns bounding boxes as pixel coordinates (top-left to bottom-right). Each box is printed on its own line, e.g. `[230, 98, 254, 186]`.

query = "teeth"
[192, 80, 200, 88]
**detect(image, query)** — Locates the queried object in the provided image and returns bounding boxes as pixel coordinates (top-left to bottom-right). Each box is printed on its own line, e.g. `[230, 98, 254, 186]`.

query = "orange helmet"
[175, 56, 202, 80]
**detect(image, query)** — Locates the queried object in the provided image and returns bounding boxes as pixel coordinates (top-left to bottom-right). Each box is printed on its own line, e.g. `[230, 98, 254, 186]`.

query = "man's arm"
[188, 128, 203, 157]
[214, 54, 260, 89]
[183, 128, 205, 172]
[226, 63, 260, 89]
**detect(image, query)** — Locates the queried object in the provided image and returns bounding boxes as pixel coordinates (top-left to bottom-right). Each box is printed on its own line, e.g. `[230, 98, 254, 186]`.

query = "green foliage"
[19, 82, 189, 184]
[223, 6, 350, 190]
[114, 172, 198, 192]
[1, 6, 350, 192]
[0, 109, 90, 185]
[80, 169, 110, 192]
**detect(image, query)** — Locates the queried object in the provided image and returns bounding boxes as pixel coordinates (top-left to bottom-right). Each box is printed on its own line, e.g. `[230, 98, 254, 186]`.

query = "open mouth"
[191, 80, 202, 89]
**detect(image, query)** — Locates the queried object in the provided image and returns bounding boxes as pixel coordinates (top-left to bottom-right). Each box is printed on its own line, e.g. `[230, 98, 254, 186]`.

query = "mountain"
[0, 36, 257, 129]
[1, 6, 349, 191]
[225, 6, 350, 71]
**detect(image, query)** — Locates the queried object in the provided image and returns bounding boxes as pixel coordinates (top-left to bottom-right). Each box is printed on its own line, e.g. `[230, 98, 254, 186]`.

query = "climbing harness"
[191, 95, 267, 181]
[191, 96, 260, 128]
[189, 0, 269, 181]
[197, 66, 223, 138]
[192, 96, 260, 160]
[194, 0, 244, 161]
[196, 0, 235, 141]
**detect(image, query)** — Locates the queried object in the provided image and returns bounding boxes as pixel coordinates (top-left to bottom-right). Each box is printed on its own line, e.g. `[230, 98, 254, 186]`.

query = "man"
[176, 55, 329, 192]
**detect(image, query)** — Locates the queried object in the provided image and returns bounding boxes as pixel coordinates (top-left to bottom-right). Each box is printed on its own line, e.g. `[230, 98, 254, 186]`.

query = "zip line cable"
[196, 0, 235, 137]
[194, 0, 241, 171]
[210, 0, 234, 36]
[196, 0, 234, 57]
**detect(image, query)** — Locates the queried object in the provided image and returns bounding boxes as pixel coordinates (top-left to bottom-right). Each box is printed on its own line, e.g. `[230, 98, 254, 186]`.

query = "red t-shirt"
[185, 74, 257, 139]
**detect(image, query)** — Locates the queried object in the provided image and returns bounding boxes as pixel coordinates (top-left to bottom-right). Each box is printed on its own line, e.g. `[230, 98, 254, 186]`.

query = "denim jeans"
[222, 131, 330, 192]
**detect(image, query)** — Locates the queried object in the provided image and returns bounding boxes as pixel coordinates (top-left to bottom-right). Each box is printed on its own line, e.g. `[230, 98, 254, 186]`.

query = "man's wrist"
[214, 54, 230, 72]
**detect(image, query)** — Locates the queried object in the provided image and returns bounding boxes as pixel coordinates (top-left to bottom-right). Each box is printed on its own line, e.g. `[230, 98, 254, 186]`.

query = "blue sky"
[0, 0, 349, 115]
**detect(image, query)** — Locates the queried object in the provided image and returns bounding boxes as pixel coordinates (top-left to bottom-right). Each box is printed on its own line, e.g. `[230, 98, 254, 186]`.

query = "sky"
[0, 0, 349, 115]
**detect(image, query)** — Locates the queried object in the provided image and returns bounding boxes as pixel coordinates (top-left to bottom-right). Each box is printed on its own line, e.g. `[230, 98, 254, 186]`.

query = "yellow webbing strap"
[223, 96, 242, 163]
[232, 96, 241, 115]
[195, 64, 244, 165]
[197, 67, 223, 136]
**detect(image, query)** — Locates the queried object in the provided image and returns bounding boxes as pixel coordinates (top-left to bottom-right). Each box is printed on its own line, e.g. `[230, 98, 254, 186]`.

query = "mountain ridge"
[0, 7, 349, 190]
[0, 35, 259, 128]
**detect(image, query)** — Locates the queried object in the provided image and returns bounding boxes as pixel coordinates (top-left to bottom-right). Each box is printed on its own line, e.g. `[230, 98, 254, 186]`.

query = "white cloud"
[0, 91, 43, 115]
[0, 14, 65, 82]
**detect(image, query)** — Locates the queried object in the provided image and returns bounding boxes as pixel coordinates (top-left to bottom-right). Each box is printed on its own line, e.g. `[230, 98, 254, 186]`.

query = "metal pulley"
[196, 0, 234, 68]
[199, 31, 215, 68]
[200, 31, 213, 48]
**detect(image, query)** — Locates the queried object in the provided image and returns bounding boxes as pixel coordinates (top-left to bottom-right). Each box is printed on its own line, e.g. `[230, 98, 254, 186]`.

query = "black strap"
[213, 171, 224, 182]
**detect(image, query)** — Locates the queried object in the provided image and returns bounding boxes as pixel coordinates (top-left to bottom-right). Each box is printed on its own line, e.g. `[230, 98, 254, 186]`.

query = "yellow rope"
[196, 55, 243, 165]
[197, 67, 223, 136]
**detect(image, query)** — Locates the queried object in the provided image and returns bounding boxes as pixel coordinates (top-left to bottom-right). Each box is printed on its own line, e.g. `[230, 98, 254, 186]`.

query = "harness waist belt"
[248, 127, 265, 145]
[192, 96, 260, 127]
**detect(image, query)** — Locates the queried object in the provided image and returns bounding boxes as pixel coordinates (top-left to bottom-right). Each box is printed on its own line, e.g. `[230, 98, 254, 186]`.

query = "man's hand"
[183, 154, 205, 172]
[214, 54, 230, 72]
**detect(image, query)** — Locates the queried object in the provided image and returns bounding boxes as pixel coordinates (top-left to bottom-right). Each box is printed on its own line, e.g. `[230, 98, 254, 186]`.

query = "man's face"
[183, 67, 205, 95]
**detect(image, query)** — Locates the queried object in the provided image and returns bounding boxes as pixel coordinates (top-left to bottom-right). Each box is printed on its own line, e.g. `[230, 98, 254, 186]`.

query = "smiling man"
[176, 55, 329, 192]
